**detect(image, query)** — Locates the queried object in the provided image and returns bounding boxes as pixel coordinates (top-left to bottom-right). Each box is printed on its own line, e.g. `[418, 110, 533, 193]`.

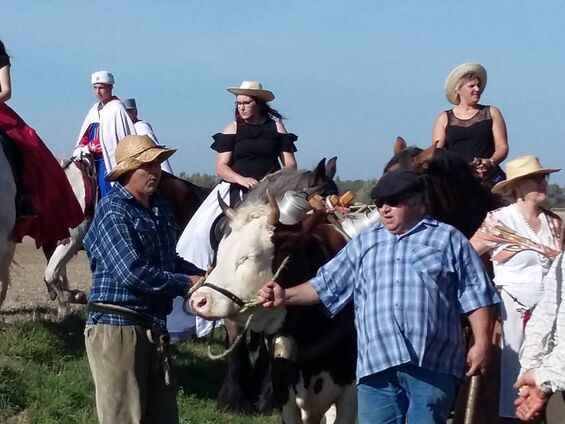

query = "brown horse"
[41, 156, 210, 316]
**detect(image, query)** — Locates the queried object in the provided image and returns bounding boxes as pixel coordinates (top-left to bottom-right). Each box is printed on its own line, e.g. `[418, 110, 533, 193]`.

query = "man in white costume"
[123, 98, 173, 174]
[74, 71, 135, 196]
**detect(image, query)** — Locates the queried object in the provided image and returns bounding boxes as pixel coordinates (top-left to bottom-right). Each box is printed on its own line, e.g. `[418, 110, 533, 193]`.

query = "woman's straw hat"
[444, 63, 487, 105]
[491, 155, 560, 194]
[227, 81, 275, 102]
[105, 135, 176, 182]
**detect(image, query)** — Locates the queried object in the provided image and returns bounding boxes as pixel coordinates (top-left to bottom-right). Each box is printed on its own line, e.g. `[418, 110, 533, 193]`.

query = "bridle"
[200, 282, 246, 309]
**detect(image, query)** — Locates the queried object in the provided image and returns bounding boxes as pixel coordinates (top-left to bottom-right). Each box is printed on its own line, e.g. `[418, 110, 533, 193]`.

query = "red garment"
[0, 103, 84, 247]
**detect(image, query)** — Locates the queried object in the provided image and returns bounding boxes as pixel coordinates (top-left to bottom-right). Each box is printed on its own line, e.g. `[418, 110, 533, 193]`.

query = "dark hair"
[234, 96, 284, 124]
[0, 40, 8, 57]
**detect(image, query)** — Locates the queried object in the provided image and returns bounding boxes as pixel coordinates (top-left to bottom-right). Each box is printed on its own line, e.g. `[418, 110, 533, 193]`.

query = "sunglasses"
[374, 193, 414, 209]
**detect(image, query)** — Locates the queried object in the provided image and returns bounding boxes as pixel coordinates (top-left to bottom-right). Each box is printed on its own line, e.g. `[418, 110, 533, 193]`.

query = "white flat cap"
[91, 70, 115, 85]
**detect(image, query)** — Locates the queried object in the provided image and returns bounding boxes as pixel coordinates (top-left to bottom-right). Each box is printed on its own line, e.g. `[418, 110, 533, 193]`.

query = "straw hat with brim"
[444, 63, 487, 105]
[227, 81, 275, 102]
[491, 155, 560, 194]
[105, 135, 176, 182]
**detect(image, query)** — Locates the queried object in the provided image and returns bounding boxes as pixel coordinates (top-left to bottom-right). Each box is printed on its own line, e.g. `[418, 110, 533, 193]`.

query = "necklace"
[515, 204, 542, 236]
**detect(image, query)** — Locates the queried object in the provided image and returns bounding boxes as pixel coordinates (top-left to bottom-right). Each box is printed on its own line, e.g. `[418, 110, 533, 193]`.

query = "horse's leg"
[42, 241, 57, 262]
[0, 242, 15, 309]
[217, 318, 254, 413]
[44, 224, 88, 317]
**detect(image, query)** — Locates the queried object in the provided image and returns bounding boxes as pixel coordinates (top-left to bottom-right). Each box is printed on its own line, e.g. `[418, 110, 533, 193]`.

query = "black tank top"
[444, 105, 494, 163]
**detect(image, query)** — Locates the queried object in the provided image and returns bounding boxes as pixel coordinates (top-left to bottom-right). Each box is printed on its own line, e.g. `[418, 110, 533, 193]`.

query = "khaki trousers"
[545, 391, 565, 424]
[85, 324, 179, 424]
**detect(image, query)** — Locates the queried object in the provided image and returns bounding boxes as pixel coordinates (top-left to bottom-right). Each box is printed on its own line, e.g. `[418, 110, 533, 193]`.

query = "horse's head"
[384, 137, 497, 238]
[385, 137, 441, 173]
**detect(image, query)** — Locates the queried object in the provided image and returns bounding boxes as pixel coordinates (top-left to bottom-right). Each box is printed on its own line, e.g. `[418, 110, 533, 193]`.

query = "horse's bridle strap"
[202, 282, 246, 308]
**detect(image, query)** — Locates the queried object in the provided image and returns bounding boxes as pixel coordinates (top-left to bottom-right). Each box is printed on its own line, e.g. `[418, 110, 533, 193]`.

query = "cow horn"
[266, 189, 280, 225]
[217, 192, 236, 221]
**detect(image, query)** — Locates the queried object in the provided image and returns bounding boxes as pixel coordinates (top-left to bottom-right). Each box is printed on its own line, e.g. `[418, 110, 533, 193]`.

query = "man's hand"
[514, 371, 550, 421]
[257, 282, 286, 308]
[465, 341, 491, 377]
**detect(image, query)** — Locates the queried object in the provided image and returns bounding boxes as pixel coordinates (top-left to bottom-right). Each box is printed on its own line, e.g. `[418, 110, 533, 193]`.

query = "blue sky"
[4, 1, 565, 183]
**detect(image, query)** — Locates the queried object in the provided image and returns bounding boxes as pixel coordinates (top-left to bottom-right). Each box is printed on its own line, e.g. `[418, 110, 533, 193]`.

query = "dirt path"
[1, 237, 91, 320]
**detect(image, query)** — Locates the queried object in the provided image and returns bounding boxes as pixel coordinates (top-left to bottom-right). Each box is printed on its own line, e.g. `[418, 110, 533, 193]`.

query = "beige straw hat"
[227, 81, 275, 102]
[444, 63, 487, 105]
[491, 155, 560, 194]
[105, 135, 176, 182]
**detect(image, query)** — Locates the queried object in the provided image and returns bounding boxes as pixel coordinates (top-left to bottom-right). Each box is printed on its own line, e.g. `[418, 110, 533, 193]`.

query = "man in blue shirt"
[258, 170, 499, 424]
[83, 135, 204, 424]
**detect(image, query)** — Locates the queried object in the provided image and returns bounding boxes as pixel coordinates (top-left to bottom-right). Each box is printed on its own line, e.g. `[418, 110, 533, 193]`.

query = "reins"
[187, 256, 290, 360]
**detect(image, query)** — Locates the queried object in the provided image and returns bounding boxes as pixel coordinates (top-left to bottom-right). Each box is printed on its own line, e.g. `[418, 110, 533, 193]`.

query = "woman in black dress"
[170, 81, 298, 338]
[432, 63, 509, 183]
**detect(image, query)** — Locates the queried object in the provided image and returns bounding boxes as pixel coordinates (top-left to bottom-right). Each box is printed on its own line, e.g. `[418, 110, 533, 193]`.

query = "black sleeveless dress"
[211, 118, 297, 196]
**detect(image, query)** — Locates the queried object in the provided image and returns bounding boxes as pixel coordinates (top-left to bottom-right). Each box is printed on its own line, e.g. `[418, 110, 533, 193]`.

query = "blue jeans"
[357, 364, 459, 424]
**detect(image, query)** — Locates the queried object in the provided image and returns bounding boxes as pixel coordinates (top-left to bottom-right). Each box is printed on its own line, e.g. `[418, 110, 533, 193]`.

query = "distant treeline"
[179, 172, 565, 208]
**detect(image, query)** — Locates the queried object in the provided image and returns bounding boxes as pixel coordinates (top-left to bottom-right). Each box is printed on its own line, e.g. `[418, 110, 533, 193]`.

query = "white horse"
[43, 156, 94, 316]
[0, 145, 16, 308]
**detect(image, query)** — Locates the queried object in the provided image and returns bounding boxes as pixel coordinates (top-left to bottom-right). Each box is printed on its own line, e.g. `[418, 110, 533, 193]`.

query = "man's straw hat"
[227, 81, 275, 102]
[105, 135, 176, 182]
[444, 63, 487, 105]
[491, 155, 560, 194]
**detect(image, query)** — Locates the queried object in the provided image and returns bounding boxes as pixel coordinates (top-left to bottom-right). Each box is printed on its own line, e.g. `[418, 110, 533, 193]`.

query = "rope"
[205, 255, 291, 360]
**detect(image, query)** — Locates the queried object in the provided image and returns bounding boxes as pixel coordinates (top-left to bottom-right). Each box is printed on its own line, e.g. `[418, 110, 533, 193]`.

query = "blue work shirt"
[84, 183, 204, 330]
[310, 216, 499, 380]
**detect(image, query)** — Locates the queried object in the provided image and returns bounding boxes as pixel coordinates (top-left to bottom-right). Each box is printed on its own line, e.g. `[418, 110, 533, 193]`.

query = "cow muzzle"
[188, 283, 246, 319]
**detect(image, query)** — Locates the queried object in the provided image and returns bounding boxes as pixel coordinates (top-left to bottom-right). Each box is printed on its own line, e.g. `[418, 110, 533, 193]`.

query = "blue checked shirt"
[310, 216, 499, 381]
[84, 183, 204, 330]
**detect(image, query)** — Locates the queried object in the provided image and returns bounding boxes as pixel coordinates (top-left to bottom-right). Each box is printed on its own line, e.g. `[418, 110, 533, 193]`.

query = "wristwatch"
[539, 380, 553, 396]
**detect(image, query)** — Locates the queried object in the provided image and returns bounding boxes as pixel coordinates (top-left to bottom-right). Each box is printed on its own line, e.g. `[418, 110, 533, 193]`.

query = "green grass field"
[0, 314, 278, 424]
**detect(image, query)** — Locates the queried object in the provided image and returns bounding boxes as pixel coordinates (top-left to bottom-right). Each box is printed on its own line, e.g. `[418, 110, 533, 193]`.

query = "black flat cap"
[370, 170, 425, 200]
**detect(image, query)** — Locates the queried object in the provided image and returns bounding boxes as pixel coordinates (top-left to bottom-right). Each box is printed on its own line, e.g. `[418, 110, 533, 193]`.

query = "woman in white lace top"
[471, 155, 563, 419]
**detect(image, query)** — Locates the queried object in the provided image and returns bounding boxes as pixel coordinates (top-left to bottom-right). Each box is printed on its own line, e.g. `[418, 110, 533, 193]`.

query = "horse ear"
[414, 143, 437, 168]
[309, 158, 327, 187]
[325, 157, 337, 178]
[393, 137, 408, 155]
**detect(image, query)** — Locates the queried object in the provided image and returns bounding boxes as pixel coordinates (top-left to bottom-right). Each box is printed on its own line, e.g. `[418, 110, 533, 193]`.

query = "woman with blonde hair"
[433, 63, 509, 183]
[471, 155, 564, 419]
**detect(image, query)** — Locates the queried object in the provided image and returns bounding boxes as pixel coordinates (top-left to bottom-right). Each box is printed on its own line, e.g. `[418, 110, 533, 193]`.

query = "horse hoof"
[70, 290, 87, 304]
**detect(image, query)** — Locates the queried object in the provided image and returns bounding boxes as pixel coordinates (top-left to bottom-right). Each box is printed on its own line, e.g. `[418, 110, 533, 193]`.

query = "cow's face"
[189, 201, 287, 333]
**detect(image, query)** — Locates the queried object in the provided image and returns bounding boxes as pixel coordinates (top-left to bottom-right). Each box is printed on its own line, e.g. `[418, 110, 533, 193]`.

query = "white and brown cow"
[190, 188, 357, 424]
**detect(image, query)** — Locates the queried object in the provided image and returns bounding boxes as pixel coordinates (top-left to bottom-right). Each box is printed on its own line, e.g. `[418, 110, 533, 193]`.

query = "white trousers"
[498, 285, 543, 417]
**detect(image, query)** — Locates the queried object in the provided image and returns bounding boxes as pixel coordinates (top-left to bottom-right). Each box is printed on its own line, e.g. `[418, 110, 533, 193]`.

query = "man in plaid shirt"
[83, 135, 204, 424]
[259, 170, 500, 424]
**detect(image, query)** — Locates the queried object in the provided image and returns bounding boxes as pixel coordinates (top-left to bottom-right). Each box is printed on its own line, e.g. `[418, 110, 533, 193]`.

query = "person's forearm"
[216, 163, 244, 184]
[490, 146, 508, 165]
[285, 282, 320, 306]
[467, 305, 496, 346]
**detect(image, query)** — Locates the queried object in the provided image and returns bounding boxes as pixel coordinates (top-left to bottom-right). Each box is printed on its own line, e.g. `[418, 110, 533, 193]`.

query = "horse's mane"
[243, 162, 338, 205]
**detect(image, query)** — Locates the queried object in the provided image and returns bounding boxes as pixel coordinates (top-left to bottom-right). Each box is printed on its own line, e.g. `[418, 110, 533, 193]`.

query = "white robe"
[75, 100, 136, 175]
[134, 120, 173, 174]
